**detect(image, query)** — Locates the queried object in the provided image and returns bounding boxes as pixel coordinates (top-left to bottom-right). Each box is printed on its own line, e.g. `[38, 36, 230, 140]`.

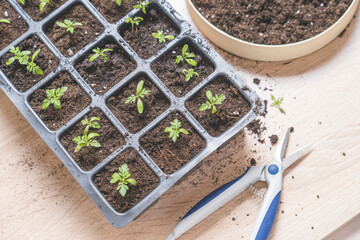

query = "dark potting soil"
[45, 4, 104, 58]
[19, 0, 68, 21]
[107, 74, 170, 133]
[91, 0, 137, 23]
[29, 72, 91, 131]
[0, 34, 58, 92]
[0, 1, 28, 50]
[186, 76, 251, 137]
[61, 108, 125, 171]
[94, 148, 159, 213]
[191, 0, 352, 45]
[140, 112, 206, 175]
[75, 40, 136, 95]
[120, 7, 179, 59]
[269, 134, 279, 145]
[151, 41, 214, 97]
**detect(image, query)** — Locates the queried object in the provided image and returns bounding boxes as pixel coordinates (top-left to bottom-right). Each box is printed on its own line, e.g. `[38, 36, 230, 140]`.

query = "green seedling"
[6, 47, 43, 75]
[56, 19, 83, 34]
[270, 94, 285, 114]
[152, 30, 174, 43]
[110, 164, 137, 197]
[199, 90, 225, 114]
[89, 47, 114, 62]
[113, 0, 128, 7]
[0, 19, 11, 31]
[175, 44, 197, 67]
[181, 68, 199, 82]
[164, 118, 189, 143]
[39, 0, 53, 11]
[73, 116, 101, 152]
[19, 0, 25, 5]
[42, 86, 68, 110]
[133, 0, 149, 14]
[125, 16, 143, 32]
[125, 80, 151, 114]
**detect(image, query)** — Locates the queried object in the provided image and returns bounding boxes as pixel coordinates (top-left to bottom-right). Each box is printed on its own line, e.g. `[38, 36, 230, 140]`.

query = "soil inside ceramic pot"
[45, 4, 103, 58]
[151, 40, 214, 97]
[120, 6, 179, 59]
[94, 148, 159, 213]
[29, 72, 91, 131]
[91, 0, 137, 23]
[140, 112, 206, 175]
[107, 74, 170, 133]
[75, 39, 136, 95]
[0, 34, 58, 92]
[0, 1, 28, 50]
[186, 75, 250, 137]
[19, 0, 68, 21]
[61, 108, 125, 171]
[191, 0, 353, 45]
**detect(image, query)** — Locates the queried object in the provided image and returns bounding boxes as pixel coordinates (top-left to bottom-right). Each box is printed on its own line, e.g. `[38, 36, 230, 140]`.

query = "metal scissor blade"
[282, 144, 312, 171]
[274, 128, 291, 161]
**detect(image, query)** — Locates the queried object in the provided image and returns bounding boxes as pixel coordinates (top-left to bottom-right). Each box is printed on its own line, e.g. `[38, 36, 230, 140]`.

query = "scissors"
[168, 128, 311, 240]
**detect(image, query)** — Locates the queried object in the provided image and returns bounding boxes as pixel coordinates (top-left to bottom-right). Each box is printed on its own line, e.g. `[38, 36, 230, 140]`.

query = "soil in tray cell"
[151, 40, 214, 97]
[0, 1, 28, 50]
[119, 5, 179, 59]
[0, 34, 58, 92]
[19, 0, 68, 22]
[90, 0, 137, 23]
[61, 108, 125, 171]
[107, 74, 170, 133]
[94, 148, 159, 213]
[45, 4, 104, 58]
[140, 112, 206, 175]
[75, 38, 136, 95]
[185, 75, 250, 137]
[29, 71, 91, 131]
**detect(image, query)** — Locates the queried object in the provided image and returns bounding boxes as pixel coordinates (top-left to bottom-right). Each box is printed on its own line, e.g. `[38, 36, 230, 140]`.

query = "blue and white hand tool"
[168, 128, 311, 240]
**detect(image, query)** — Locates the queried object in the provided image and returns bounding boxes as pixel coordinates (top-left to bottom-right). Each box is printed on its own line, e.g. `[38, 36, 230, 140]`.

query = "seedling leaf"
[199, 90, 225, 114]
[125, 80, 151, 114]
[110, 163, 136, 197]
[164, 118, 189, 143]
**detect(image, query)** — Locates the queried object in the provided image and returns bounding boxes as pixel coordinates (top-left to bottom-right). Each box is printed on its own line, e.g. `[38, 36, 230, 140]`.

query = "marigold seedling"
[270, 94, 285, 114]
[6, 47, 43, 75]
[152, 30, 174, 43]
[125, 16, 143, 32]
[56, 19, 83, 34]
[175, 44, 197, 67]
[133, 0, 149, 14]
[73, 116, 101, 152]
[42, 86, 68, 110]
[182, 68, 199, 82]
[89, 47, 114, 62]
[199, 90, 225, 114]
[113, 0, 128, 7]
[164, 118, 189, 143]
[81, 116, 101, 135]
[125, 80, 151, 114]
[19, 0, 25, 5]
[39, 0, 53, 11]
[110, 164, 137, 197]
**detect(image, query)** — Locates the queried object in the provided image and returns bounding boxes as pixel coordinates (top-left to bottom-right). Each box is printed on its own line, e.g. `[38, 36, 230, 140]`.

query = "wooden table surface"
[1, 1, 359, 239]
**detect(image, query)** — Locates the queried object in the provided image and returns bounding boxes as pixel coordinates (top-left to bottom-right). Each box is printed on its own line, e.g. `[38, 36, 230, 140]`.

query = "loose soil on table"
[75, 40, 136, 95]
[120, 7, 179, 59]
[140, 112, 206, 175]
[151, 41, 214, 97]
[20, 0, 68, 21]
[61, 108, 125, 171]
[91, 0, 137, 23]
[191, 0, 353, 45]
[45, 4, 103, 58]
[186, 76, 250, 137]
[29, 72, 91, 131]
[0, 1, 28, 50]
[107, 74, 170, 133]
[94, 148, 159, 213]
[0, 34, 58, 92]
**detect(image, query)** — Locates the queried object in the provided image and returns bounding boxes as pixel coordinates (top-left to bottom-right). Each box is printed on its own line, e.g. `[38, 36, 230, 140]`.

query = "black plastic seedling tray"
[0, 0, 264, 228]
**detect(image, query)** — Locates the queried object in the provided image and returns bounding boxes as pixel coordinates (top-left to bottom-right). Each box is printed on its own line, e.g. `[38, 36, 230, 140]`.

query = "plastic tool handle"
[250, 164, 282, 240]
[168, 166, 263, 240]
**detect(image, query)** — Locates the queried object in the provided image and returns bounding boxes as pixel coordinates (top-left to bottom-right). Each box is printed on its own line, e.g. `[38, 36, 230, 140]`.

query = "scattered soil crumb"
[342, 152, 346, 156]
[269, 135, 279, 145]
[317, 195, 320, 199]
[253, 78, 261, 85]
[232, 217, 236, 221]
[250, 158, 256, 166]
[290, 127, 294, 132]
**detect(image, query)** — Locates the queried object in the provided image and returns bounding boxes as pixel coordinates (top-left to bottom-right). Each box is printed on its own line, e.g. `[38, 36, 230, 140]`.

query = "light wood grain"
[1, 1, 359, 240]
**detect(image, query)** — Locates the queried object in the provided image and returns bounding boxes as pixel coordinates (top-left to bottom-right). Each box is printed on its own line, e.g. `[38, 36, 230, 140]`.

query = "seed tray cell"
[0, 0, 264, 228]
